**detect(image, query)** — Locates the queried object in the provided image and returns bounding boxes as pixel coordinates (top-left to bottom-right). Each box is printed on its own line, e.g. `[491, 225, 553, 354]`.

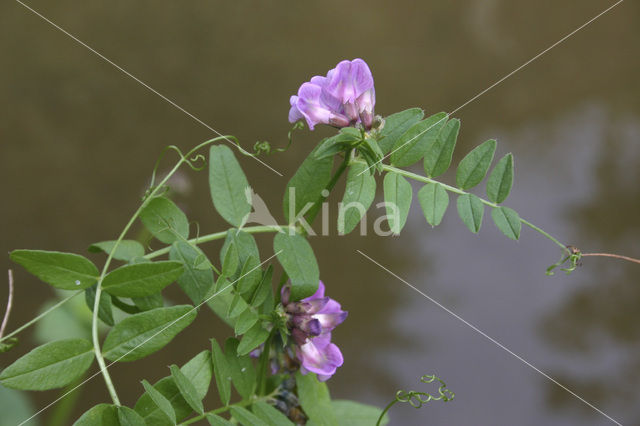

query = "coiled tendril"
[145, 145, 207, 200]
[546, 245, 582, 276]
[376, 374, 454, 426]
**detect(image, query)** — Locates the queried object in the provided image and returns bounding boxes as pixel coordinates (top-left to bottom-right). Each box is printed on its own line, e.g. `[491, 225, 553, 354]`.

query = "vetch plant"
[1, 58, 638, 425]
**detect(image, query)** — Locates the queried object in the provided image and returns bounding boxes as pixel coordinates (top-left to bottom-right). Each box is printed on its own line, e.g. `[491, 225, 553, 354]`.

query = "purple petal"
[287, 297, 330, 315]
[303, 280, 326, 302]
[298, 339, 344, 378]
[310, 75, 328, 87]
[314, 310, 348, 331]
[294, 83, 333, 130]
[316, 373, 333, 382]
[356, 88, 376, 129]
[288, 96, 304, 124]
[325, 59, 374, 104]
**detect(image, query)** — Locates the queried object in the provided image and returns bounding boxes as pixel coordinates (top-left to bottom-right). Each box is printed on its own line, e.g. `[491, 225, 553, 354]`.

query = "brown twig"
[581, 252, 640, 265]
[0, 270, 14, 339]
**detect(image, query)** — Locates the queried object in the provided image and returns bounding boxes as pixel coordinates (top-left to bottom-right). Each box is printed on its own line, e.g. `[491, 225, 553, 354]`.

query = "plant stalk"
[0, 270, 15, 339]
[91, 136, 232, 405]
[0, 290, 82, 343]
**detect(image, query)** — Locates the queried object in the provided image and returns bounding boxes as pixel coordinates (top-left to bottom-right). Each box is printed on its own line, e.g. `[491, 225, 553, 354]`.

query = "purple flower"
[282, 281, 348, 381]
[289, 59, 376, 131]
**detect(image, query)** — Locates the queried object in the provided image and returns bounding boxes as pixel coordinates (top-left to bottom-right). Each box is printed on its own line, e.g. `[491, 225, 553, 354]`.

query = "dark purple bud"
[280, 285, 291, 305]
[292, 315, 322, 337]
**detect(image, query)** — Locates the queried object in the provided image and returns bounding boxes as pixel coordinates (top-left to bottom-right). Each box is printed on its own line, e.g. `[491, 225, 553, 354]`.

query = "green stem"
[91, 136, 232, 405]
[520, 219, 567, 252]
[376, 399, 397, 426]
[256, 330, 276, 396]
[369, 161, 568, 253]
[143, 225, 289, 260]
[0, 290, 82, 343]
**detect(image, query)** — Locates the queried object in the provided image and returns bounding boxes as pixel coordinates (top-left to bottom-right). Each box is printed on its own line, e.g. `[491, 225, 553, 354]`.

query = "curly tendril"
[546, 245, 582, 276]
[375, 374, 454, 426]
[146, 145, 206, 200]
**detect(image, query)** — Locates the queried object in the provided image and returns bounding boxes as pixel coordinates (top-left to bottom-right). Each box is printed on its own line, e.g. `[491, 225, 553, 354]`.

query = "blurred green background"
[1, 0, 639, 424]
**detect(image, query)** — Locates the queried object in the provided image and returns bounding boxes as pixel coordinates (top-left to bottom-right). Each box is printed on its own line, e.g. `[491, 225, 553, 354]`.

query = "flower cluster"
[281, 281, 348, 381]
[288, 58, 376, 131]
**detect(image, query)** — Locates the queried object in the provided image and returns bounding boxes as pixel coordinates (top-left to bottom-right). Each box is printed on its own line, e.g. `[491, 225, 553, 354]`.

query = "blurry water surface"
[1, 1, 639, 424]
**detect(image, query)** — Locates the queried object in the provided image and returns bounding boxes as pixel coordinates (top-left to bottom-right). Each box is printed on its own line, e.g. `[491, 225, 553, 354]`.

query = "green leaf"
[85, 284, 114, 326]
[227, 293, 249, 319]
[252, 401, 295, 426]
[314, 128, 361, 159]
[486, 153, 514, 204]
[417, 183, 449, 227]
[332, 400, 388, 426]
[457, 193, 484, 233]
[211, 339, 232, 406]
[111, 297, 141, 315]
[220, 230, 261, 285]
[230, 406, 268, 426]
[102, 305, 196, 361]
[424, 118, 460, 178]
[390, 112, 448, 167]
[237, 256, 262, 296]
[140, 196, 189, 244]
[10, 250, 98, 290]
[170, 241, 215, 304]
[169, 364, 204, 415]
[0, 339, 93, 390]
[284, 146, 333, 223]
[134, 351, 212, 424]
[379, 108, 424, 154]
[224, 338, 256, 399]
[142, 379, 176, 424]
[296, 372, 337, 426]
[456, 139, 497, 190]
[88, 240, 145, 262]
[237, 322, 269, 356]
[250, 265, 273, 309]
[234, 308, 259, 336]
[74, 404, 118, 425]
[338, 163, 376, 235]
[209, 145, 252, 227]
[131, 293, 164, 311]
[207, 414, 234, 425]
[491, 206, 521, 240]
[382, 172, 412, 234]
[102, 261, 184, 298]
[221, 242, 239, 278]
[207, 280, 236, 328]
[118, 406, 146, 426]
[274, 232, 319, 301]
[74, 404, 145, 426]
